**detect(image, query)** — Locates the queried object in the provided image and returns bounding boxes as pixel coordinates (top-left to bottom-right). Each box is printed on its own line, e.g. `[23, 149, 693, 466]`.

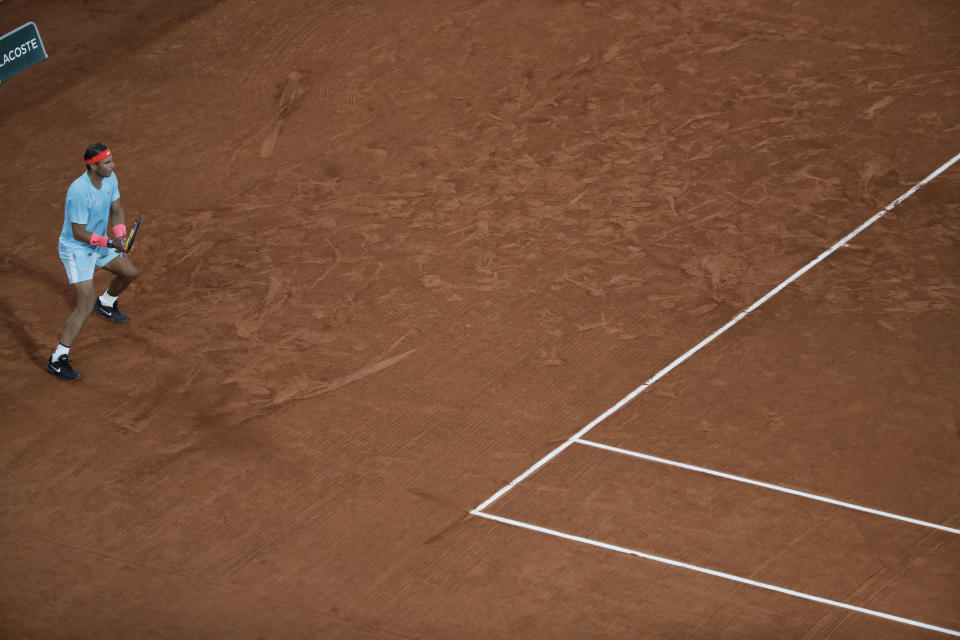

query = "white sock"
[52, 343, 70, 361]
[100, 291, 118, 307]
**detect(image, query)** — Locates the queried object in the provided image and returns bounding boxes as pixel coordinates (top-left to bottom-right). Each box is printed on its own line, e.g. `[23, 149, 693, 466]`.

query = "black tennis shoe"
[94, 299, 128, 323]
[47, 354, 81, 381]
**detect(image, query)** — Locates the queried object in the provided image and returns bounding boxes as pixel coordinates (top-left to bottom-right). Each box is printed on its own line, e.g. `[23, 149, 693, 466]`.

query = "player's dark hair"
[83, 143, 109, 161]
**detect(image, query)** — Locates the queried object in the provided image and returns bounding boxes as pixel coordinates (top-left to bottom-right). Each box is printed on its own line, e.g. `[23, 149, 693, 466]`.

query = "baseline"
[575, 438, 960, 535]
[472, 510, 960, 637]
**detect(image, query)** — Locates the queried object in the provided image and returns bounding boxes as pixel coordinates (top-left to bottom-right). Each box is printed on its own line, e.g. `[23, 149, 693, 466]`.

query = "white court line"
[471, 511, 960, 637]
[474, 150, 960, 515]
[576, 438, 960, 535]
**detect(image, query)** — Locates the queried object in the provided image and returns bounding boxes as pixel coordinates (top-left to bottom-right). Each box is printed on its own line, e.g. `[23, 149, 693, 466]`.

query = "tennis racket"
[123, 216, 142, 252]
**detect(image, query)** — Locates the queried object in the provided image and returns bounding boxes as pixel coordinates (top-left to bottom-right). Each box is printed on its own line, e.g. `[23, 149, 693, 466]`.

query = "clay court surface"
[2, 0, 959, 637]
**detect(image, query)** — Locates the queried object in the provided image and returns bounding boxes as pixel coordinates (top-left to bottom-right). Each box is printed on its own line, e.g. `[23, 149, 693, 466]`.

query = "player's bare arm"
[70, 221, 95, 245]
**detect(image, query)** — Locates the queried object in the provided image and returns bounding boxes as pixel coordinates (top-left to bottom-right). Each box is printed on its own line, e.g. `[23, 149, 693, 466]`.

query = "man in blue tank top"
[48, 143, 140, 381]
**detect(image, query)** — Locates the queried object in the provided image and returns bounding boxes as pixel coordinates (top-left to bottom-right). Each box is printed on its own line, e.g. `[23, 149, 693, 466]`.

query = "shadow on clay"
[0, 258, 76, 366]
[3, 257, 74, 306]
[0, 297, 44, 364]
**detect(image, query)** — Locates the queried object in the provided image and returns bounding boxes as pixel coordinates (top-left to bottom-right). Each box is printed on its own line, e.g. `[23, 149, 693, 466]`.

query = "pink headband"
[85, 148, 112, 164]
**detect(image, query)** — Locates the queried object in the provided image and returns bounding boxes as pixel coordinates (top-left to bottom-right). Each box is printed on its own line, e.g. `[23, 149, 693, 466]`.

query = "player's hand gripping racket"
[122, 216, 142, 253]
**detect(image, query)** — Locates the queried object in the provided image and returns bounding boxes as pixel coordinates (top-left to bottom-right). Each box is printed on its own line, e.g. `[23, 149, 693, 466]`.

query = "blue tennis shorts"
[58, 244, 122, 284]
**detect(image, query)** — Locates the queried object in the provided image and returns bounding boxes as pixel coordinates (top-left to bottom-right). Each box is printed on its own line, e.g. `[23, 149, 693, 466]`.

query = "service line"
[473, 151, 960, 515]
[471, 511, 960, 637]
[576, 438, 960, 535]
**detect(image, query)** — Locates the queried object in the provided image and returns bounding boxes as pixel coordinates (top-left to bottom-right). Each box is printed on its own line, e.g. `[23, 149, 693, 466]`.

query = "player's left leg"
[94, 252, 139, 323]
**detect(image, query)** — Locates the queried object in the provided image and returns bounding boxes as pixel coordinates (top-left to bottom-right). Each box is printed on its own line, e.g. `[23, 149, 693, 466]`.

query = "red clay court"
[1, 1, 958, 638]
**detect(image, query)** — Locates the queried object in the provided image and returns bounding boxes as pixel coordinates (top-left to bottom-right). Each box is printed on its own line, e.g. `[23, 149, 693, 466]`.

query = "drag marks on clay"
[256, 348, 417, 411]
[234, 271, 286, 338]
[260, 71, 306, 159]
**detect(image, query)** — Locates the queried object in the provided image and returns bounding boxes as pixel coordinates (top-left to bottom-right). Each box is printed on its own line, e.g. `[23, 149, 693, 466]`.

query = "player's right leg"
[48, 247, 98, 381]
[60, 279, 97, 346]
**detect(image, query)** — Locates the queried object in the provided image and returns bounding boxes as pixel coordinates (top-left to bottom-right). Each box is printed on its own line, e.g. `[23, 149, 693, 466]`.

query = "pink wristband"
[112, 224, 126, 238]
[90, 233, 109, 247]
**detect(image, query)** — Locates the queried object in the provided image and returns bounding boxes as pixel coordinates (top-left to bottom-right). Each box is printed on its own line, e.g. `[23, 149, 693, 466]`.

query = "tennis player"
[47, 143, 140, 381]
